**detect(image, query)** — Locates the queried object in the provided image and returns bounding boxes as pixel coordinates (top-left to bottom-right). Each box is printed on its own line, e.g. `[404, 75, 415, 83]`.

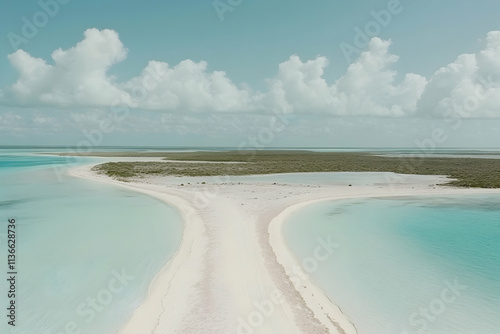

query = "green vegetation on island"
[81, 151, 500, 188]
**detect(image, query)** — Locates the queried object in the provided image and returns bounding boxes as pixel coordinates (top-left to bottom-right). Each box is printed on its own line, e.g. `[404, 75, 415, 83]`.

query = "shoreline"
[267, 188, 500, 334]
[267, 190, 497, 334]
[69, 164, 209, 334]
[69, 163, 500, 333]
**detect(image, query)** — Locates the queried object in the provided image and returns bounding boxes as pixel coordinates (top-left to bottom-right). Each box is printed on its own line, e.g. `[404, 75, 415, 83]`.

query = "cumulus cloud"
[416, 31, 500, 118]
[2, 28, 500, 118]
[1, 28, 253, 112]
[263, 38, 427, 116]
[334, 38, 427, 116]
[4, 29, 131, 107]
[120, 60, 254, 112]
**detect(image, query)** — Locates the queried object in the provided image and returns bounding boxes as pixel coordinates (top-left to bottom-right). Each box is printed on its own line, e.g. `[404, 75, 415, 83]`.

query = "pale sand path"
[69, 163, 500, 334]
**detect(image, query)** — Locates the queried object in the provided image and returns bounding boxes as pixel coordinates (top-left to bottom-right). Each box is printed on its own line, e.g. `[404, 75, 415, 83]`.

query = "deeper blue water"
[0, 152, 183, 334]
[285, 195, 500, 334]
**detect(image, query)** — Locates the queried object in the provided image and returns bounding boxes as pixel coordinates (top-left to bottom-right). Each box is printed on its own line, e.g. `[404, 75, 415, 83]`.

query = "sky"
[1, 0, 500, 148]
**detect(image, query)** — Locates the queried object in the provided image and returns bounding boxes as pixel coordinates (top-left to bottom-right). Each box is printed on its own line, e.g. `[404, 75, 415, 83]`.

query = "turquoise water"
[285, 195, 500, 334]
[0, 152, 183, 334]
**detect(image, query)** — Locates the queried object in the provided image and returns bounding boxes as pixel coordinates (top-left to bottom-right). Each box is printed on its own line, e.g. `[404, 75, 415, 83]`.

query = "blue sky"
[1, 0, 500, 147]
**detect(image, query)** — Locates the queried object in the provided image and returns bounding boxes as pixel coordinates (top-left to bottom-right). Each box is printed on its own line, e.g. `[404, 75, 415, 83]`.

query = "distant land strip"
[52, 151, 500, 188]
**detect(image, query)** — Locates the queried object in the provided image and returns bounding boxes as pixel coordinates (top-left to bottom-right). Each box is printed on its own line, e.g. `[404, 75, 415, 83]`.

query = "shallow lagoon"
[285, 195, 500, 334]
[0, 153, 182, 334]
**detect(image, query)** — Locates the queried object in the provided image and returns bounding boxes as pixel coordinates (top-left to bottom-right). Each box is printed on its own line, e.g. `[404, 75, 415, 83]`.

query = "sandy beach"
[69, 162, 500, 334]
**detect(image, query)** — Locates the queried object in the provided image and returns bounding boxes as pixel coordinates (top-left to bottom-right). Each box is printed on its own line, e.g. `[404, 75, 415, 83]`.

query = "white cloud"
[1, 28, 254, 113]
[262, 38, 427, 116]
[2, 28, 500, 118]
[334, 38, 427, 116]
[416, 31, 500, 118]
[262, 55, 333, 113]
[4, 29, 131, 107]
[120, 60, 255, 112]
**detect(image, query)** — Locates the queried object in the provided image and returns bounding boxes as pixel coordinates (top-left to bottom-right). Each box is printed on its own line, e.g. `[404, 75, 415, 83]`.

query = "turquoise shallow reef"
[0, 151, 182, 334]
[285, 194, 500, 334]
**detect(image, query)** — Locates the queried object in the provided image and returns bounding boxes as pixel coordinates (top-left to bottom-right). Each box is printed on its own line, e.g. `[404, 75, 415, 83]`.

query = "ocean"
[2, 147, 499, 334]
[0, 151, 183, 334]
[285, 195, 500, 334]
